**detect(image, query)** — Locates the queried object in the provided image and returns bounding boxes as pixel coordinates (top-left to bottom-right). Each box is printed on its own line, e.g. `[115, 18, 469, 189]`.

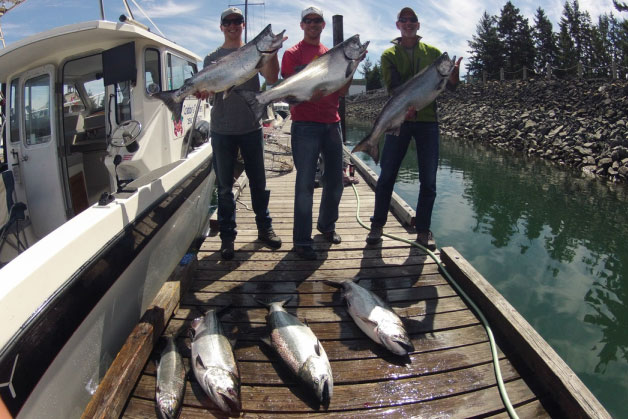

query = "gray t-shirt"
[204, 47, 261, 135]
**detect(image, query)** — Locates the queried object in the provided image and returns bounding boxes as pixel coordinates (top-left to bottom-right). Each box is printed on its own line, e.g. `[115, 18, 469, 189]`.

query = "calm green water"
[346, 119, 627, 418]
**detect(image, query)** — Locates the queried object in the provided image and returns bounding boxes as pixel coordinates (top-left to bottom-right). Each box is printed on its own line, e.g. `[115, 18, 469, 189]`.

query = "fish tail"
[237, 90, 267, 122]
[255, 296, 292, 307]
[351, 135, 381, 165]
[152, 90, 184, 121]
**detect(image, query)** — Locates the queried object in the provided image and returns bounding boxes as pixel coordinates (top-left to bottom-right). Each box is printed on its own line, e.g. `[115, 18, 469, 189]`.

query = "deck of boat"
[95, 122, 608, 418]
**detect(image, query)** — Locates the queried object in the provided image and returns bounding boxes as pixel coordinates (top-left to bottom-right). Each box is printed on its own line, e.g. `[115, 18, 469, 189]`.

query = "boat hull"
[0, 144, 214, 418]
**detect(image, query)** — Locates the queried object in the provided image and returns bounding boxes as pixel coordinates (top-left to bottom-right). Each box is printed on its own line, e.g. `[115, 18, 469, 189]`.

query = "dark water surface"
[346, 119, 627, 418]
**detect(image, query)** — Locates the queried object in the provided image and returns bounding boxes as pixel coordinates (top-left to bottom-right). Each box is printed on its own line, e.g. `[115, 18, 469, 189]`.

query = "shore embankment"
[346, 79, 628, 183]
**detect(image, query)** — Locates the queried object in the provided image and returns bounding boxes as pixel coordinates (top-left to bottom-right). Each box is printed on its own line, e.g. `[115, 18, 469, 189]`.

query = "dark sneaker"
[322, 231, 341, 244]
[220, 240, 235, 260]
[366, 224, 383, 244]
[258, 228, 282, 249]
[416, 230, 436, 251]
[294, 245, 317, 260]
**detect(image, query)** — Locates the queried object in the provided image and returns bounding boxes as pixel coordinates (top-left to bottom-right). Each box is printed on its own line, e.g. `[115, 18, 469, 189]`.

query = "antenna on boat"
[0, 0, 27, 48]
[117, 0, 166, 38]
[228, 0, 264, 42]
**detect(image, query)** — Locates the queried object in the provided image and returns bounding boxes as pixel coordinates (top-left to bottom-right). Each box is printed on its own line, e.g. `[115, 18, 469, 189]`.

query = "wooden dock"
[86, 123, 610, 418]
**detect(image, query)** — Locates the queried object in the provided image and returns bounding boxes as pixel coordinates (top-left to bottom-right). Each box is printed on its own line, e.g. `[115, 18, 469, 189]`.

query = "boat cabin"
[0, 20, 209, 263]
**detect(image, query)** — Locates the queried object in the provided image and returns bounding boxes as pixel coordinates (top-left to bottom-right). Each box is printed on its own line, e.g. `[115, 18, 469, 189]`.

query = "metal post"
[522, 66, 527, 80]
[577, 61, 583, 78]
[546, 62, 552, 80]
[244, 1, 248, 42]
[482, 70, 487, 84]
[612, 58, 617, 80]
[499, 68, 504, 81]
[332, 15, 346, 143]
[99, 0, 105, 19]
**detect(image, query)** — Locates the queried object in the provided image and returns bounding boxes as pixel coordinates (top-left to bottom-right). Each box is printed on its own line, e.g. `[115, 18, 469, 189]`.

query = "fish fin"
[223, 85, 235, 99]
[345, 61, 356, 79]
[351, 135, 381, 165]
[151, 90, 184, 121]
[216, 304, 232, 317]
[357, 314, 379, 328]
[314, 339, 322, 356]
[322, 279, 342, 288]
[195, 354, 206, 370]
[260, 336, 272, 348]
[236, 90, 267, 121]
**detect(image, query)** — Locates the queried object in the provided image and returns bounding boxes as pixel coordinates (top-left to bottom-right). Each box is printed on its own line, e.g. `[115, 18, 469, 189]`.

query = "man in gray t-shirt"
[199, 7, 284, 260]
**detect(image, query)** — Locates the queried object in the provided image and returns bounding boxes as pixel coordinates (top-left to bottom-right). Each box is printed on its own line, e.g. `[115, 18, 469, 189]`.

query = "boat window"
[145, 48, 161, 93]
[115, 80, 132, 123]
[9, 79, 19, 143]
[23, 74, 51, 146]
[166, 53, 197, 90]
[62, 54, 106, 147]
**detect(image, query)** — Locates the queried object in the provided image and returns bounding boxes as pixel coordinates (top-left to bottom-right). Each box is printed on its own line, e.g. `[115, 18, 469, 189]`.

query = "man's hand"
[449, 57, 463, 85]
[404, 106, 416, 120]
[194, 90, 214, 100]
[310, 89, 326, 102]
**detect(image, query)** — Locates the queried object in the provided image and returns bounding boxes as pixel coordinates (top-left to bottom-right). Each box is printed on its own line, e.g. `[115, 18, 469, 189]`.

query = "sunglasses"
[222, 17, 244, 26]
[302, 17, 324, 24]
[398, 17, 418, 23]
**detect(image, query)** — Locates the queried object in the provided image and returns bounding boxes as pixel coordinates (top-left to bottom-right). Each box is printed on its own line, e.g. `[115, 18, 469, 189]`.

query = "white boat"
[0, 12, 215, 418]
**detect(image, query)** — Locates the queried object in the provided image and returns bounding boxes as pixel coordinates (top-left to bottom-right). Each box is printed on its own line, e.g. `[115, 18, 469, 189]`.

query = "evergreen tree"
[467, 11, 503, 80]
[359, 57, 382, 91]
[533, 7, 558, 74]
[497, 1, 536, 79]
[557, 19, 578, 77]
[614, 0, 628, 75]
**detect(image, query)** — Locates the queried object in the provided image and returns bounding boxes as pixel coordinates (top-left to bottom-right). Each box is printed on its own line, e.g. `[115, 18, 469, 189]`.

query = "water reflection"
[346, 118, 628, 417]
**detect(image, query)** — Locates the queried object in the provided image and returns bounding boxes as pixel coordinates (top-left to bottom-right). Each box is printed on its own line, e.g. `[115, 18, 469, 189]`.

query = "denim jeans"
[211, 129, 272, 241]
[291, 121, 344, 247]
[371, 121, 439, 232]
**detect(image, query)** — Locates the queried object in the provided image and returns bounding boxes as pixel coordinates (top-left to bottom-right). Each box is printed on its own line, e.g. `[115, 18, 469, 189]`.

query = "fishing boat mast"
[228, 0, 264, 42]
[0, 0, 26, 47]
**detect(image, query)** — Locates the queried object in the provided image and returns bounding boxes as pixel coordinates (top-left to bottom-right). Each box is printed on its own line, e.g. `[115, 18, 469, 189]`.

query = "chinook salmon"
[189, 309, 241, 414]
[325, 279, 414, 356]
[257, 297, 333, 406]
[152, 24, 286, 121]
[352, 52, 456, 164]
[156, 336, 186, 419]
[240, 34, 369, 120]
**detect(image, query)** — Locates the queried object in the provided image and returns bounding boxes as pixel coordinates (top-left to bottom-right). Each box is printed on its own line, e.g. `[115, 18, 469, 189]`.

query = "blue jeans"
[291, 121, 344, 247]
[371, 121, 439, 232]
[211, 129, 272, 241]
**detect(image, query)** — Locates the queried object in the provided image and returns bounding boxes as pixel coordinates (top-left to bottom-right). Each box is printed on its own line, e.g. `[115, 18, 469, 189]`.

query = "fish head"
[343, 34, 370, 61]
[255, 24, 286, 53]
[201, 367, 241, 414]
[436, 52, 456, 77]
[156, 394, 181, 419]
[299, 355, 333, 405]
[377, 321, 414, 356]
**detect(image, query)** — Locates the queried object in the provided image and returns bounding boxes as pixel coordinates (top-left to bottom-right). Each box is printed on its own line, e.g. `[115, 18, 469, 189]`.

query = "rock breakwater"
[346, 79, 628, 183]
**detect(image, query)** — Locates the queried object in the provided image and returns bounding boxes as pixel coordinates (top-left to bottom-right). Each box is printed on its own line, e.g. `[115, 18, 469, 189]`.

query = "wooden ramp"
[113, 125, 608, 418]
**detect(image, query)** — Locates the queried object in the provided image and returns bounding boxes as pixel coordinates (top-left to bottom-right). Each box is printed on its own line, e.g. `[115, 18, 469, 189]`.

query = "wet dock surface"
[120, 124, 552, 417]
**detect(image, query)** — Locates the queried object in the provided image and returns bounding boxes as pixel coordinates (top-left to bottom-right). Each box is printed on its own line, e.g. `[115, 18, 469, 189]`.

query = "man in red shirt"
[281, 6, 349, 260]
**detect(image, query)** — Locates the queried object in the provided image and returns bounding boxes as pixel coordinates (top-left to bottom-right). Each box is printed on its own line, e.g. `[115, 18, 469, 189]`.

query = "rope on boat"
[350, 182, 519, 419]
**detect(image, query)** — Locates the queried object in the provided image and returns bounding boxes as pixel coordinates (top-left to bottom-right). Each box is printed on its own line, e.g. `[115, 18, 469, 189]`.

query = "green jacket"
[381, 37, 442, 122]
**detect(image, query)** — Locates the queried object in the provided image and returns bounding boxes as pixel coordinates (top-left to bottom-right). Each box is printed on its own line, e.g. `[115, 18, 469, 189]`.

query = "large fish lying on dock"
[240, 34, 369, 120]
[152, 24, 286, 121]
[156, 336, 186, 419]
[325, 279, 414, 356]
[351, 52, 456, 164]
[257, 297, 333, 406]
[189, 309, 241, 414]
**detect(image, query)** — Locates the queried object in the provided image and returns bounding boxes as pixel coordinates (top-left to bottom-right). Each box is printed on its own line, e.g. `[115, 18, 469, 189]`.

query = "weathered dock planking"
[105, 123, 609, 418]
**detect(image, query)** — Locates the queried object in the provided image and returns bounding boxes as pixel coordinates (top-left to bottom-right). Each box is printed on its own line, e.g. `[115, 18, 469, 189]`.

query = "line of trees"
[468, 0, 628, 80]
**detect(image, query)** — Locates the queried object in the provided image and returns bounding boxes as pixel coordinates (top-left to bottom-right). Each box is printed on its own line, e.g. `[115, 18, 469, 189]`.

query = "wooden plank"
[440, 246, 611, 419]
[81, 258, 197, 418]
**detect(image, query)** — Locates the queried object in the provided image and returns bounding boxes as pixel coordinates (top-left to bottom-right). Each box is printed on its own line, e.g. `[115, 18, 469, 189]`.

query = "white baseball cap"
[301, 6, 323, 20]
[221, 7, 243, 21]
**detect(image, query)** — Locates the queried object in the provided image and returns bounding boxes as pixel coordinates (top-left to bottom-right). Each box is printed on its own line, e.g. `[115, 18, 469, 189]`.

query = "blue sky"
[0, 0, 622, 75]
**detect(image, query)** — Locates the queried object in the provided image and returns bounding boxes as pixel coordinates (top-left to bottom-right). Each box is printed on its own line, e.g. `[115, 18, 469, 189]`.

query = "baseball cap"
[301, 6, 323, 19]
[221, 7, 243, 21]
[397, 7, 417, 20]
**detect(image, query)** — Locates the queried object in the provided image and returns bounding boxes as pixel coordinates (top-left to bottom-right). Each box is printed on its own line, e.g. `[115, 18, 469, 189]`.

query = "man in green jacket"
[366, 6, 462, 250]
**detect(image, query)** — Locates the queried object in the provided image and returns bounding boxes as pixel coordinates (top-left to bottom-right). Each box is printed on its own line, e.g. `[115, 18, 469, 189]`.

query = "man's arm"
[446, 57, 463, 90]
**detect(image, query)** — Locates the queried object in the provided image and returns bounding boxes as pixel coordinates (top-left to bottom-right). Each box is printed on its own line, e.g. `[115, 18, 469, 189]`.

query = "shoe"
[416, 230, 436, 251]
[294, 245, 317, 260]
[322, 231, 341, 244]
[366, 224, 383, 244]
[258, 228, 282, 249]
[220, 240, 235, 260]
